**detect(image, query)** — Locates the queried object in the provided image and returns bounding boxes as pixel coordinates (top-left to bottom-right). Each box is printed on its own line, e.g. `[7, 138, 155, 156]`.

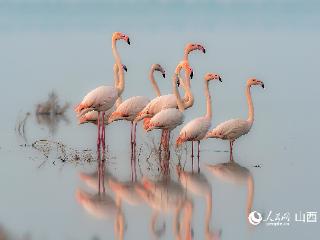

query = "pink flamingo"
[144, 61, 193, 150]
[206, 78, 265, 160]
[78, 64, 127, 125]
[75, 32, 130, 149]
[108, 64, 166, 147]
[176, 73, 222, 171]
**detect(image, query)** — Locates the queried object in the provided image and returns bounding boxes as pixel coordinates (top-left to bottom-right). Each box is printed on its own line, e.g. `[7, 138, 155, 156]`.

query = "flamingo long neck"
[112, 37, 124, 96]
[246, 85, 254, 125]
[178, 74, 194, 109]
[113, 64, 119, 86]
[183, 50, 189, 62]
[183, 51, 192, 90]
[173, 74, 185, 112]
[246, 174, 254, 221]
[204, 80, 212, 120]
[149, 68, 161, 97]
[205, 193, 213, 237]
[113, 64, 122, 107]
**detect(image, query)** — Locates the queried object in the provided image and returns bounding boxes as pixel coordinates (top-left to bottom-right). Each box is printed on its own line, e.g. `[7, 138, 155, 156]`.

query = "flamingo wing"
[209, 119, 251, 140]
[148, 108, 184, 131]
[140, 94, 177, 115]
[78, 86, 118, 112]
[178, 117, 211, 142]
[116, 96, 150, 118]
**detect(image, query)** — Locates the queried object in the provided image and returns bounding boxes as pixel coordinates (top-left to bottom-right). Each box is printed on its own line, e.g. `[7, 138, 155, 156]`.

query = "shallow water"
[1, 1, 320, 239]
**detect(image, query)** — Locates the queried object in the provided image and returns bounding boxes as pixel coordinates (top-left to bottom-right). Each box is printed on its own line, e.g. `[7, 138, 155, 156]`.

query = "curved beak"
[177, 77, 180, 87]
[122, 64, 127, 72]
[219, 76, 222, 82]
[190, 71, 194, 79]
[258, 80, 265, 89]
[127, 37, 130, 45]
[198, 44, 206, 54]
[162, 73, 166, 78]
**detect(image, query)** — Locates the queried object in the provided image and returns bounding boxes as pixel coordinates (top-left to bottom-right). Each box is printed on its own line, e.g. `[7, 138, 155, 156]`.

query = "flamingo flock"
[75, 31, 265, 171]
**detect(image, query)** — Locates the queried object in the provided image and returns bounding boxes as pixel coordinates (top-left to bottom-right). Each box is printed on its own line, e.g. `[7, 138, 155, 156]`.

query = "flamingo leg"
[101, 147, 106, 193]
[230, 140, 234, 161]
[133, 123, 137, 181]
[97, 147, 101, 194]
[130, 122, 134, 181]
[134, 122, 137, 147]
[101, 112, 105, 150]
[197, 141, 200, 173]
[191, 142, 194, 172]
[97, 111, 101, 148]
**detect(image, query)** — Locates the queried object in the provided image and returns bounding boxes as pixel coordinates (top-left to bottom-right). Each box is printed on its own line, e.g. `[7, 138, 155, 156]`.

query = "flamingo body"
[78, 109, 113, 125]
[176, 117, 211, 145]
[108, 96, 149, 123]
[75, 86, 118, 114]
[145, 108, 184, 131]
[135, 94, 178, 121]
[206, 118, 251, 141]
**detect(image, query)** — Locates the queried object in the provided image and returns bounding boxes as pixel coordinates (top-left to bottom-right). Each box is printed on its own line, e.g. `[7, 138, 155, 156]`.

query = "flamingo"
[206, 78, 265, 160]
[144, 61, 193, 149]
[176, 73, 222, 171]
[74, 32, 130, 149]
[108, 64, 166, 147]
[78, 63, 127, 125]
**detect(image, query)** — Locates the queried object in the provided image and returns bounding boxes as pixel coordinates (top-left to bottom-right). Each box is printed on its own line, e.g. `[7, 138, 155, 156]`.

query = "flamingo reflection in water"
[77, 148, 126, 239]
[206, 159, 254, 224]
[177, 166, 221, 240]
[135, 176, 193, 240]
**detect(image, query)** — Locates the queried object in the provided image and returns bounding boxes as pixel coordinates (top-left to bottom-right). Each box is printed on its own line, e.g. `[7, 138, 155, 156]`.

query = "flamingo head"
[112, 32, 130, 45]
[247, 78, 264, 89]
[151, 64, 166, 78]
[113, 63, 127, 73]
[185, 43, 206, 54]
[205, 73, 222, 82]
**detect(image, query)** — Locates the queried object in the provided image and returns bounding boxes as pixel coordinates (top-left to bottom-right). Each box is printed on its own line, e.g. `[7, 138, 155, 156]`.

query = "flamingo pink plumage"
[176, 73, 222, 171]
[205, 78, 265, 160]
[74, 32, 130, 149]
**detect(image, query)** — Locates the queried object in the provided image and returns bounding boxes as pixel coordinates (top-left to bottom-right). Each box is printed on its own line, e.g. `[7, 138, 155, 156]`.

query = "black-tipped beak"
[127, 38, 130, 45]
[219, 76, 222, 82]
[261, 83, 265, 89]
[202, 48, 206, 54]
[122, 65, 127, 72]
[177, 78, 180, 87]
[162, 73, 165, 78]
[190, 71, 194, 79]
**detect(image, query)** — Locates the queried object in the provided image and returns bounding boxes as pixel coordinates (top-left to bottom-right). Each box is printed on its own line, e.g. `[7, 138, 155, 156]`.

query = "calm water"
[0, 1, 320, 239]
